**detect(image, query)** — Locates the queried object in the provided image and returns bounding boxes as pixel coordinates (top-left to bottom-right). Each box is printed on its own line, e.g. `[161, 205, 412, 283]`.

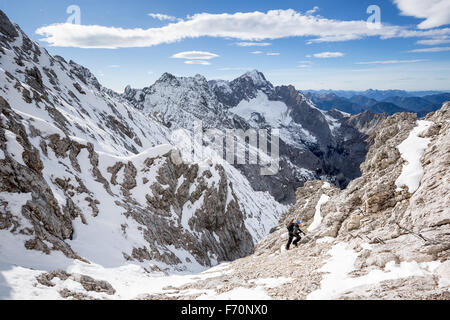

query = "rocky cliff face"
[154, 103, 449, 300]
[0, 10, 285, 278]
[346, 110, 389, 135]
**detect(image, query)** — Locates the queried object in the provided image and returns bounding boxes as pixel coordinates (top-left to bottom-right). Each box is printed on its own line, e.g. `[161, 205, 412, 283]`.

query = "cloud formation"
[171, 51, 219, 60]
[306, 6, 320, 15]
[409, 46, 450, 52]
[416, 37, 450, 45]
[35, 9, 450, 49]
[313, 52, 344, 58]
[393, 0, 450, 29]
[148, 13, 180, 22]
[236, 42, 271, 47]
[184, 60, 211, 65]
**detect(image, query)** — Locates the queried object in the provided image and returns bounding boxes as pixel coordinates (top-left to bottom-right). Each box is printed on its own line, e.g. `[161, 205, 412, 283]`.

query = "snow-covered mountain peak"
[233, 69, 273, 92]
[155, 72, 179, 85]
[238, 69, 270, 87]
[153, 72, 209, 88]
[124, 84, 132, 95]
[210, 70, 275, 109]
[194, 73, 207, 82]
[124, 73, 233, 130]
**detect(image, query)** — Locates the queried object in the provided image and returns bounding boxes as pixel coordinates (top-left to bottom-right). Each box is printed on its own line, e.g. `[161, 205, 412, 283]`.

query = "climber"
[286, 219, 305, 250]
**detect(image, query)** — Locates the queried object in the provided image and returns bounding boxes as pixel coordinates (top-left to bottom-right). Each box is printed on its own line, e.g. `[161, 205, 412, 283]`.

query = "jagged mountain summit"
[209, 70, 276, 108]
[124, 70, 383, 203]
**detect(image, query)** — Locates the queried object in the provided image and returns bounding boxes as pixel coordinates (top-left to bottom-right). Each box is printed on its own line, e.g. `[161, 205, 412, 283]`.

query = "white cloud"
[267, 52, 280, 56]
[393, 0, 450, 29]
[171, 51, 219, 60]
[313, 52, 344, 58]
[356, 59, 429, 64]
[35, 9, 450, 49]
[184, 60, 211, 65]
[416, 37, 450, 45]
[236, 42, 271, 46]
[251, 51, 263, 54]
[148, 13, 180, 22]
[306, 6, 320, 15]
[147, 70, 154, 75]
[108, 65, 120, 68]
[409, 46, 450, 52]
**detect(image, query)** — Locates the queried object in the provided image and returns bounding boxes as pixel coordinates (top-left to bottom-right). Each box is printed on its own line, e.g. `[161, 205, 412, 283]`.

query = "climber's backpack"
[287, 222, 295, 233]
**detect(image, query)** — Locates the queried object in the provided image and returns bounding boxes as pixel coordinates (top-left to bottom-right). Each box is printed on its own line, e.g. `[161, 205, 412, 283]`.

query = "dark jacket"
[287, 223, 305, 236]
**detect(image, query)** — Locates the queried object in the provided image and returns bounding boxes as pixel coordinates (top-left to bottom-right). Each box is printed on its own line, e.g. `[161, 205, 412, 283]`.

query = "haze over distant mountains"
[304, 89, 450, 116]
[303, 89, 448, 99]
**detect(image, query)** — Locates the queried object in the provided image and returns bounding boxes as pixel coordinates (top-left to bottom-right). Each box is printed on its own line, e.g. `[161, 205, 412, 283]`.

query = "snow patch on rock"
[307, 243, 442, 300]
[307, 194, 330, 232]
[395, 120, 433, 193]
[230, 91, 292, 128]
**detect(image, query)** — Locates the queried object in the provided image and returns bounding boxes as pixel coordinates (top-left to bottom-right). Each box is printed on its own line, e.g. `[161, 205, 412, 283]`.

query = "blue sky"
[1, 0, 449, 92]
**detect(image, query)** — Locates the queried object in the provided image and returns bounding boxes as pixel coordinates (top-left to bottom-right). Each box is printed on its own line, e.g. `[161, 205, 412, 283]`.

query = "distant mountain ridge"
[304, 90, 450, 116]
[304, 89, 448, 99]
